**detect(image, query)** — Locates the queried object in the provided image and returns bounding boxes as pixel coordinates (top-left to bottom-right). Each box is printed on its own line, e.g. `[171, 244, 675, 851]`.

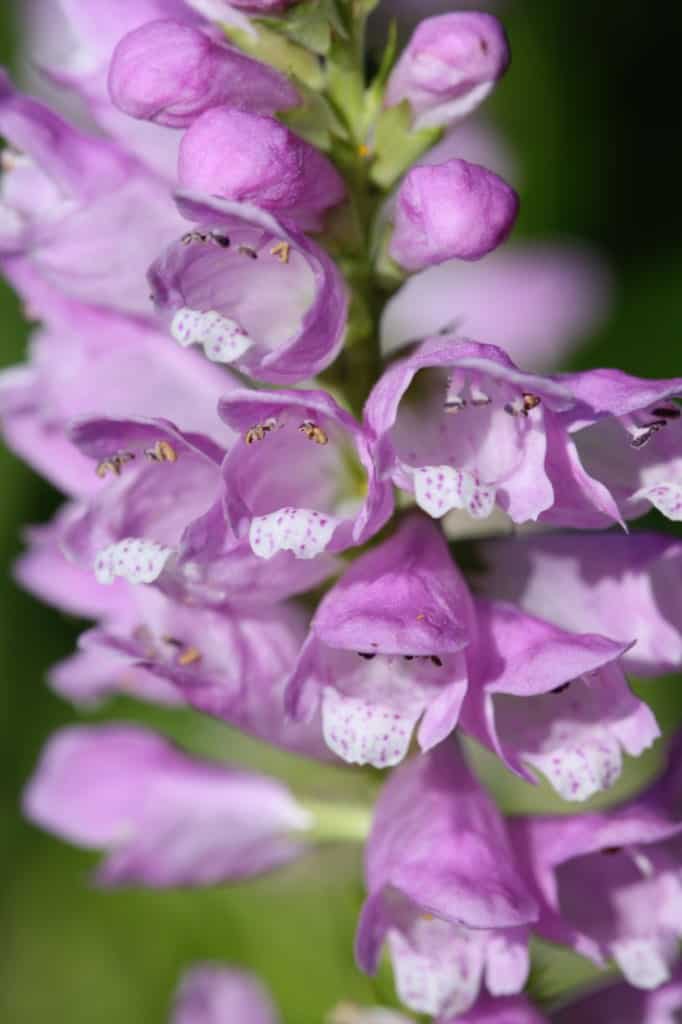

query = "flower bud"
[386, 13, 510, 129]
[390, 158, 519, 271]
[108, 19, 299, 129]
[178, 109, 345, 230]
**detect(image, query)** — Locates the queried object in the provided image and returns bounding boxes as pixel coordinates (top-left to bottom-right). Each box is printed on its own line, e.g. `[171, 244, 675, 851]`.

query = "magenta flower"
[553, 966, 682, 1024]
[219, 388, 392, 560]
[390, 160, 519, 270]
[149, 193, 348, 382]
[24, 725, 312, 886]
[510, 747, 682, 989]
[461, 599, 659, 801]
[356, 742, 538, 1018]
[385, 13, 510, 130]
[365, 337, 574, 523]
[285, 516, 473, 766]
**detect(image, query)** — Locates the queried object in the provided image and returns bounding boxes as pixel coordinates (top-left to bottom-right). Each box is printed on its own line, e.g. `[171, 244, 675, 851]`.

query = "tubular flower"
[356, 742, 538, 1018]
[286, 515, 474, 767]
[24, 725, 312, 886]
[2, 2, 680, 1022]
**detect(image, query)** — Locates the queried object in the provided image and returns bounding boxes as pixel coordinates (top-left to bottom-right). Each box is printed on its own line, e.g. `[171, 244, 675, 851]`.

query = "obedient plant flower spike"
[178, 109, 346, 231]
[385, 13, 511, 130]
[390, 160, 520, 271]
[23, 725, 313, 886]
[108, 19, 299, 127]
[171, 964, 280, 1024]
[356, 740, 538, 1018]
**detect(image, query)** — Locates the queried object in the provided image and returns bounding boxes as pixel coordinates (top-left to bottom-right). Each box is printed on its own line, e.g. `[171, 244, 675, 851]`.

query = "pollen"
[245, 418, 277, 444]
[238, 244, 258, 259]
[145, 439, 178, 463]
[270, 241, 291, 263]
[95, 451, 135, 477]
[299, 420, 328, 445]
[357, 144, 371, 159]
[178, 646, 202, 667]
[522, 393, 542, 413]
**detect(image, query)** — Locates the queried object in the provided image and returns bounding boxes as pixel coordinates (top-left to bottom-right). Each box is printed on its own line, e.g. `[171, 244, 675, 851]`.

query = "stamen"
[504, 396, 525, 416]
[601, 846, 622, 855]
[403, 655, 414, 661]
[237, 244, 258, 259]
[444, 394, 467, 414]
[270, 241, 291, 263]
[144, 440, 178, 463]
[522, 393, 542, 413]
[430, 655, 443, 667]
[177, 646, 202, 666]
[209, 232, 230, 248]
[652, 405, 680, 419]
[299, 420, 328, 445]
[180, 230, 209, 245]
[551, 682, 571, 694]
[162, 635, 182, 647]
[357, 143, 371, 159]
[470, 383, 491, 406]
[244, 418, 277, 444]
[629, 420, 666, 448]
[95, 451, 135, 477]
[357, 652, 376, 660]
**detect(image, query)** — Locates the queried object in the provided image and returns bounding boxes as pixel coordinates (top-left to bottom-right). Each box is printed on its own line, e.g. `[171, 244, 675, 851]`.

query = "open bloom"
[461, 599, 659, 802]
[510, 748, 682, 990]
[553, 966, 682, 1024]
[365, 337, 574, 523]
[149, 192, 348, 383]
[220, 388, 393, 560]
[24, 725, 312, 886]
[178, 109, 345, 231]
[385, 13, 510, 130]
[286, 516, 474, 767]
[356, 742, 538, 1018]
[547, 368, 682, 524]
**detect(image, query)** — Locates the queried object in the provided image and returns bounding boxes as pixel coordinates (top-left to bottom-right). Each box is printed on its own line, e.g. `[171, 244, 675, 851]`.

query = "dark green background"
[1, 4, 681, 1022]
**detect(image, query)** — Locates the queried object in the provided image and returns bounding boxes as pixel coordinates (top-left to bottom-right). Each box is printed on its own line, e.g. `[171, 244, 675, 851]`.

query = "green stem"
[303, 800, 373, 842]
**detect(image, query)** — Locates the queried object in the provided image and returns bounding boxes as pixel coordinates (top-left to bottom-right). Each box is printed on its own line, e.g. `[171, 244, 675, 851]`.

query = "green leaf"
[369, 102, 442, 190]
[362, 19, 398, 134]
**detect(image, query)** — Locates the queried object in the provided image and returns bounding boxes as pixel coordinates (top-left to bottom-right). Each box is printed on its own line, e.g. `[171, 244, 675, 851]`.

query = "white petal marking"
[171, 307, 253, 363]
[413, 465, 476, 519]
[321, 687, 417, 768]
[611, 937, 672, 990]
[94, 538, 174, 585]
[631, 482, 682, 521]
[249, 507, 338, 560]
[524, 731, 623, 802]
[467, 483, 496, 519]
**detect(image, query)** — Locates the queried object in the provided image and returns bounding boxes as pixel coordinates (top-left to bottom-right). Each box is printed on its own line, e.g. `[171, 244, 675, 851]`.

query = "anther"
[470, 384, 491, 406]
[145, 439, 178, 463]
[181, 230, 208, 245]
[162, 635, 183, 647]
[177, 646, 202, 666]
[403, 655, 414, 661]
[244, 418, 277, 444]
[522, 393, 541, 413]
[357, 652, 376, 660]
[95, 451, 135, 477]
[601, 846, 622, 856]
[238, 244, 258, 259]
[299, 420, 328, 445]
[210, 232, 230, 248]
[270, 241, 290, 263]
[551, 682, 571, 694]
[652, 406, 680, 419]
[430, 655, 443, 667]
[629, 421, 667, 449]
[444, 395, 467, 414]
[357, 144, 370, 159]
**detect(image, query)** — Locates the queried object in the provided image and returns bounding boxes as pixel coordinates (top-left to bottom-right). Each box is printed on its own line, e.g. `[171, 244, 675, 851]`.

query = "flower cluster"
[2, 1, 681, 1021]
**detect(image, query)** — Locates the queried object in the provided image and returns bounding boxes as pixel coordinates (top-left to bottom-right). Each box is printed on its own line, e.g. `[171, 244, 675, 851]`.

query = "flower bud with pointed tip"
[178, 109, 345, 231]
[108, 19, 299, 129]
[386, 13, 510, 130]
[390, 159, 519, 271]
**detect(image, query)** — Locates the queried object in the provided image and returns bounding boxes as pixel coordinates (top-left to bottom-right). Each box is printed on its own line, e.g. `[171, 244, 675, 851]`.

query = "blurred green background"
[1, 3, 681, 1022]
